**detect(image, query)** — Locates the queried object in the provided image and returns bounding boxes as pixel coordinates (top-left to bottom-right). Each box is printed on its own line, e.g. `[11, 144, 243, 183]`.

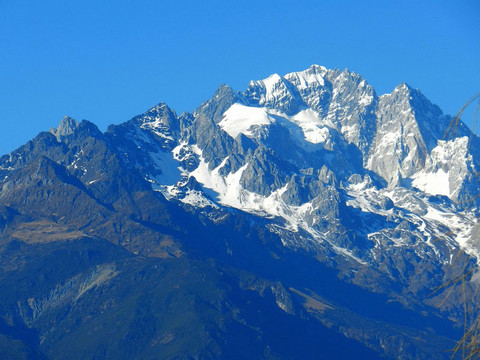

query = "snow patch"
[180, 190, 219, 208]
[220, 103, 333, 146]
[190, 149, 318, 233]
[219, 104, 275, 138]
[290, 109, 330, 144]
[411, 137, 471, 198]
[412, 169, 450, 197]
[262, 73, 283, 102]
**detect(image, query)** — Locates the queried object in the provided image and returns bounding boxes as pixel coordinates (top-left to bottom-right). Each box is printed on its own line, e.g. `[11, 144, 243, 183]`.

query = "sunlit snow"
[220, 103, 333, 145]
[290, 109, 330, 144]
[412, 169, 450, 197]
[219, 104, 275, 138]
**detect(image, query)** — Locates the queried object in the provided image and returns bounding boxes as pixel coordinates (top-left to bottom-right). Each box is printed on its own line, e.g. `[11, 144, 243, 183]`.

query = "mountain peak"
[249, 73, 283, 91]
[244, 72, 305, 114]
[150, 102, 172, 112]
[308, 63, 327, 72]
[284, 64, 328, 89]
[390, 83, 437, 111]
[393, 82, 415, 94]
[141, 102, 177, 120]
[50, 116, 79, 141]
[248, 65, 330, 98]
[213, 84, 236, 99]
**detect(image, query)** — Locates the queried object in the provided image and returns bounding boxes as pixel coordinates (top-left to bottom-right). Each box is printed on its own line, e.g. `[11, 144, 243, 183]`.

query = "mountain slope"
[0, 64, 478, 359]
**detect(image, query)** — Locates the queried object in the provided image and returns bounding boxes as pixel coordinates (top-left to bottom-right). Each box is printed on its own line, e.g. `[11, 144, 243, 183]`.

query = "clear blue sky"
[1, 0, 479, 155]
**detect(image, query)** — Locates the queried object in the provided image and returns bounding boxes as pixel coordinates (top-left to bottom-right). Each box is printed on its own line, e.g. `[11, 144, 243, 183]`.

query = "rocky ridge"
[0, 65, 478, 359]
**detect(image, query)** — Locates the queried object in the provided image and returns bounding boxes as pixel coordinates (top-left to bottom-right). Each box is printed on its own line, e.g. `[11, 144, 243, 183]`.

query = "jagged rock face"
[412, 137, 474, 200]
[245, 73, 306, 115]
[50, 116, 79, 141]
[367, 84, 448, 184]
[242, 65, 378, 161]
[0, 64, 479, 360]
[102, 66, 480, 269]
[322, 69, 377, 157]
[367, 84, 431, 183]
[100, 65, 480, 300]
[283, 65, 331, 115]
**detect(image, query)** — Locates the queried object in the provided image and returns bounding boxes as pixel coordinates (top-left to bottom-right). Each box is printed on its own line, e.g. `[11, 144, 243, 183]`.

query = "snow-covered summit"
[3, 65, 480, 343]
[100, 64, 480, 282]
[284, 64, 328, 88]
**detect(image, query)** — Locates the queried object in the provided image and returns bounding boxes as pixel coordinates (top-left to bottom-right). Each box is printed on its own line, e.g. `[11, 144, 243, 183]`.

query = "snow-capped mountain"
[0, 64, 478, 359]
[103, 65, 480, 269]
